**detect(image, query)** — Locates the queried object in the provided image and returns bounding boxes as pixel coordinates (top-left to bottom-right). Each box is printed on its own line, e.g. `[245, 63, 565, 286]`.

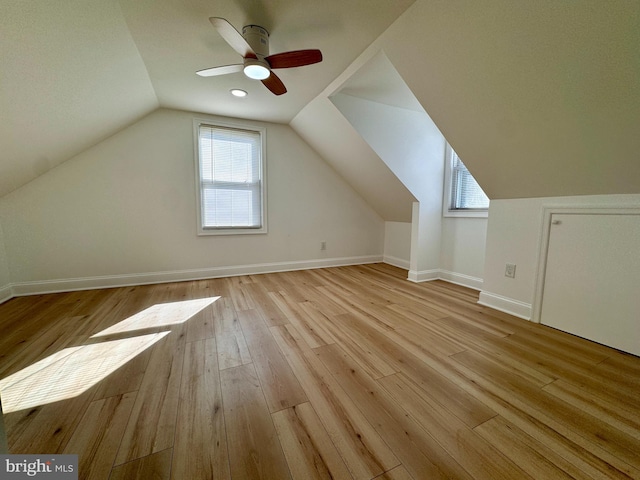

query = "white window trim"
[193, 118, 268, 235]
[442, 143, 488, 218]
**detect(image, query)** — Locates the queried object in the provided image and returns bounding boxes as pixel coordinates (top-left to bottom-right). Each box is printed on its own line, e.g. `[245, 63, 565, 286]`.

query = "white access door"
[540, 213, 640, 357]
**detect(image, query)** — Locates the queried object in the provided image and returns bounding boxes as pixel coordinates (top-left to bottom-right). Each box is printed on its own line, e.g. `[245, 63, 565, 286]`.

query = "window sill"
[198, 226, 268, 236]
[443, 209, 488, 219]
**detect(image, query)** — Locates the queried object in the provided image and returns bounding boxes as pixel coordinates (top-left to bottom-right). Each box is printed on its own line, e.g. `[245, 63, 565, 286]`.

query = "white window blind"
[450, 149, 489, 210]
[198, 124, 263, 230]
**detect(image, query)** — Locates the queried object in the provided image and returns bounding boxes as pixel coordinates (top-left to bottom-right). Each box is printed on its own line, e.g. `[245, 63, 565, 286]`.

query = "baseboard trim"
[0, 285, 12, 305]
[438, 270, 483, 291]
[9, 255, 383, 297]
[478, 291, 532, 320]
[407, 269, 440, 283]
[397, 266, 483, 291]
[382, 255, 410, 270]
[5, 262, 528, 324]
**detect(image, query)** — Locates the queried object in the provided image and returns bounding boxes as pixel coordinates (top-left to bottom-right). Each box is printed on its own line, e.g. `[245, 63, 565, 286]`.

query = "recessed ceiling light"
[230, 89, 248, 97]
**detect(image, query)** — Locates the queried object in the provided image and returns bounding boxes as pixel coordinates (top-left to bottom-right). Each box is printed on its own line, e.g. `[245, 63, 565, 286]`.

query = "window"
[443, 143, 489, 217]
[195, 120, 267, 234]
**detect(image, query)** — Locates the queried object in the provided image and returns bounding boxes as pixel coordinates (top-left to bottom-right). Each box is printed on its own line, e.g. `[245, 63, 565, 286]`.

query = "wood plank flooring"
[1, 263, 639, 479]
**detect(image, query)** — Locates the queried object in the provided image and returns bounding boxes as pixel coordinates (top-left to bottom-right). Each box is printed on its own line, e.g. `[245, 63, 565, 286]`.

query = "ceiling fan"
[197, 17, 323, 95]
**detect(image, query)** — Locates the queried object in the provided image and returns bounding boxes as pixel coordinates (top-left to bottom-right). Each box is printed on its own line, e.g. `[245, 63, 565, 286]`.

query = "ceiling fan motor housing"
[242, 25, 270, 58]
[198, 17, 322, 94]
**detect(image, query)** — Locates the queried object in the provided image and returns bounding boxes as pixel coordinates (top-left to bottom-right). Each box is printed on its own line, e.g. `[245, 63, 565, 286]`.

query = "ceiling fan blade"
[266, 50, 322, 69]
[262, 72, 287, 95]
[196, 64, 243, 77]
[209, 17, 256, 58]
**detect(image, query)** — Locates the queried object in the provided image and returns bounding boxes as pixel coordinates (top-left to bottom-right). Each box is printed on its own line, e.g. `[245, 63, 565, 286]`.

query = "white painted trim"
[388, 264, 484, 291]
[407, 269, 440, 283]
[0, 285, 13, 305]
[532, 204, 640, 324]
[438, 270, 483, 291]
[382, 255, 410, 270]
[9, 255, 383, 297]
[193, 117, 268, 236]
[3, 260, 483, 303]
[442, 143, 489, 218]
[478, 291, 532, 320]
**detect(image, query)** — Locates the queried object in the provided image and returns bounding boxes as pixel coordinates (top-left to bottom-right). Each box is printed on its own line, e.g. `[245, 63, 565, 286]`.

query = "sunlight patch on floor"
[0, 332, 169, 413]
[91, 296, 219, 338]
[0, 296, 220, 414]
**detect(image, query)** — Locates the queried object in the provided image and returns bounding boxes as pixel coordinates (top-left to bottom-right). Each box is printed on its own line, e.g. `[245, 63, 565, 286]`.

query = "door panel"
[541, 213, 640, 356]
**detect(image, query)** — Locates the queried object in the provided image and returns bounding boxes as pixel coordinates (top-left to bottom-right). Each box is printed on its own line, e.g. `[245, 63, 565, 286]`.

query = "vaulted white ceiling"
[2, 0, 639, 204]
[294, 0, 640, 202]
[118, 0, 415, 123]
[1, 0, 414, 198]
[1, 1, 158, 197]
[376, 0, 640, 199]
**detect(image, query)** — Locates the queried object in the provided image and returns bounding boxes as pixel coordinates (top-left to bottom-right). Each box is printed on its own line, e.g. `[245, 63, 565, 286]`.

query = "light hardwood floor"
[1, 263, 639, 479]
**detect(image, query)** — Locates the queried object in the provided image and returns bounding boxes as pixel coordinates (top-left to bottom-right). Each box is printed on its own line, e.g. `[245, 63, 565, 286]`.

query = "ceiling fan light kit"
[243, 58, 271, 80]
[197, 17, 323, 95]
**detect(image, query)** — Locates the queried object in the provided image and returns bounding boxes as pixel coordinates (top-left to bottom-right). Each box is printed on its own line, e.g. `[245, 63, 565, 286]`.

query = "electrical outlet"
[505, 263, 516, 278]
[320, 241, 327, 251]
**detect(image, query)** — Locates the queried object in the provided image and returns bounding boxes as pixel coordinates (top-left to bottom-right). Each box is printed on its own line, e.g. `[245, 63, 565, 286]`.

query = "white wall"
[480, 194, 640, 319]
[330, 89, 489, 289]
[0, 108, 384, 291]
[290, 95, 415, 222]
[439, 217, 487, 290]
[0, 222, 11, 302]
[330, 93, 443, 202]
[293, 25, 492, 289]
[330, 92, 445, 281]
[384, 221, 411, 269]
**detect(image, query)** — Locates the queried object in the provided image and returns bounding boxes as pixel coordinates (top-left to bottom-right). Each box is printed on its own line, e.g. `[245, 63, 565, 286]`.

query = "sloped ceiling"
[294, 0, 640, 207]
[2, 0, 639, 203]
[292, 51, 425, 223]
[377, 0, 640, 199]
[118, 0, 415, 123]
[291, 95, 416, 223]
[337, 52, 424, 114]
[0, 0, 415, 198]
[0, 0, 159, 198]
